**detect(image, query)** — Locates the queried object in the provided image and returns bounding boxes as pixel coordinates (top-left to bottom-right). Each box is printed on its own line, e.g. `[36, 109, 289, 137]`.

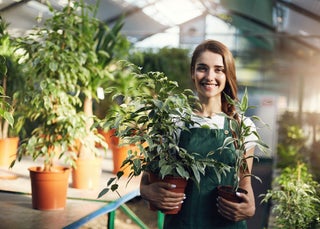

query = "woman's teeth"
[201, 82, 218, 87]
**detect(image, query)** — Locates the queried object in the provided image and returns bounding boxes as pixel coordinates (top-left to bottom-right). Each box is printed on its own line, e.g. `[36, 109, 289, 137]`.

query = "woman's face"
[192, 50, 226, 101]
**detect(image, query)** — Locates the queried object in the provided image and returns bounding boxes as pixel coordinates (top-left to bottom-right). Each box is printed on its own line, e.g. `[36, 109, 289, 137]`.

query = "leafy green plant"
[14, 0, 129, 164]
[14, 79, 87, 171]
[219, 89, 269, 191]
[11, 1, 109, 170]
[0, 17, 24, 139]
[276, 111, 306, 169]
[129, 47, 191, 90]
[0, 54, 13, 130]
[98, 63, 230, 197]
[261, 163, 320, 229]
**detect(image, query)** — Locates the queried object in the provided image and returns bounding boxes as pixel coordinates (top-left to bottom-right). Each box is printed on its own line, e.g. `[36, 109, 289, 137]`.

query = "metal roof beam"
[0, 0, 32, 13]
[277, 0, 320, 22]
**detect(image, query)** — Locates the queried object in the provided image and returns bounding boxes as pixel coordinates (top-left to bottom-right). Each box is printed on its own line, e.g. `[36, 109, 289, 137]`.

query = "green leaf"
[107, 177, 116, 186]
[97, 188, 109, 198]
[111, 184, 119, 192]
[240, 88, 248, 112]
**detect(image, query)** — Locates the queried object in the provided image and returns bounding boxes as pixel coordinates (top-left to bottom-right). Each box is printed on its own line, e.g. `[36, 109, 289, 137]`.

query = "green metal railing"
[64, 189, 164, 229]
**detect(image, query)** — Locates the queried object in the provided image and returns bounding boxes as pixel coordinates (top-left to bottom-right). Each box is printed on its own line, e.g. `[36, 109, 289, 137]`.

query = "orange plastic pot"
[97, 128, 119, 149]
[149, 173, 188, 214]
[111, 144, 138, 176]
[71, 157, 102, 189]
[29, 166, 70, 210]
[0, 137, 19, 167]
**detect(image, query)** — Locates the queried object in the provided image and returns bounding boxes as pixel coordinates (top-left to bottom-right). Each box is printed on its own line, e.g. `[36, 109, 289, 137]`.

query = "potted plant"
[11, 77, 87, 210]
[15, 0, 128, 190]
[0, 18, 24, 168]
[217, 89, 269, 202]
[261, 162, 320, 229]
[42, 0, 129, 189]
[98, 63, 230, 214]
[9, 0, 102, 209]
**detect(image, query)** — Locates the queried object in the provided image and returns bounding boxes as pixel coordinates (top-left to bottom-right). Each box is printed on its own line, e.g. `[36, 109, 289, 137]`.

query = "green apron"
[164, 117, 247, 229]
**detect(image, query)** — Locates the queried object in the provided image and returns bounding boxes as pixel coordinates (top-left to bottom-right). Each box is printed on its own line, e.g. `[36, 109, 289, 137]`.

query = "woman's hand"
[216, 190, 255, 221]
[140, 174, 185, 211]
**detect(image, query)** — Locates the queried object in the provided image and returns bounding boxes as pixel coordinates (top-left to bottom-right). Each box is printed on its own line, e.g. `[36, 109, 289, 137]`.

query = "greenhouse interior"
[0, 0, 319, 228]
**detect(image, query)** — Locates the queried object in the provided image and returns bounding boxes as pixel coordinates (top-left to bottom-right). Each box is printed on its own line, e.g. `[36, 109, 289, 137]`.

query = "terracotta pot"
[0, 137, 19, 167]
[217, 185, 248, 203]
[149, 173, 188, 214]
[71, 157, 102, 189]
[29, 166, 70, 210]
[111, 144, 137, 176]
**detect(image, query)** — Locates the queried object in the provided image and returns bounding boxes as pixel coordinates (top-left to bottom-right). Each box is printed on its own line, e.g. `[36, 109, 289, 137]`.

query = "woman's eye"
[196, 66, 207, 72]
[215, 68, 225, 73]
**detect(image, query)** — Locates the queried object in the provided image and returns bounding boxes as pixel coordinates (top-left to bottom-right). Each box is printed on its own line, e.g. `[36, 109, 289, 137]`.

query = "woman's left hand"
[216, 191, 255, 221]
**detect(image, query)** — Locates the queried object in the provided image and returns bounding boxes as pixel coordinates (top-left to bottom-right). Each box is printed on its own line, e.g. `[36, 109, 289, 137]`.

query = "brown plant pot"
[29, 166, 70, 210]
[149, 173, 188, 214]
[0, 137, 19, 167]
[71, 157, 102, 189]
[97, 128, 119, 149]
[111, 144, 137, 176]
[217, 185, 248, 203]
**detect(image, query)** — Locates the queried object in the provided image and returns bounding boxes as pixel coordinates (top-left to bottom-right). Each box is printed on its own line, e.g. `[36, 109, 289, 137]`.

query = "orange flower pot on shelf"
[29, 166, 70, 210]
[111, 144, 137, 177]
[71, 157, 102, 189]
[0, 137, 19, 168]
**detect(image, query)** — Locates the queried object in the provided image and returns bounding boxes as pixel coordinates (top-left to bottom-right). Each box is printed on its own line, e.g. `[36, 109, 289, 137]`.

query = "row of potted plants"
[0, 0, 130, 210]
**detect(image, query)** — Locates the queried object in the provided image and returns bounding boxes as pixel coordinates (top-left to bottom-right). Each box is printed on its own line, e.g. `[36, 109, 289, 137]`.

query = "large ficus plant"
[99, 63, 230, 197]
[16, 0, 127, 160]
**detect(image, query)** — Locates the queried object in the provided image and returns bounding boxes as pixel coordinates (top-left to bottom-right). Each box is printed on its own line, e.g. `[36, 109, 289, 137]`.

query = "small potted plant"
[261, 162, 320, 229]
[98, 63, 230, 214]
[217, 89, 269, 202]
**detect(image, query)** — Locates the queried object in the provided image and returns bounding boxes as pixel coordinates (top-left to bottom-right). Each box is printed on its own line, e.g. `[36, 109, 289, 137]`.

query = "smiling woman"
[140, 40, 260, 229]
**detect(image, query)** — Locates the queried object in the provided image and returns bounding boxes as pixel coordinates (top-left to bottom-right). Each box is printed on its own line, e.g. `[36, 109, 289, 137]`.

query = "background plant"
[16, 0, 129, 161]
[15, 79, 87, 171]
[261, 162, 320, 229]
[0, 54, 13, 130]
[0, 17, 24, 138]
[129, 47, 191, 90]
[276, 111, 306, 169]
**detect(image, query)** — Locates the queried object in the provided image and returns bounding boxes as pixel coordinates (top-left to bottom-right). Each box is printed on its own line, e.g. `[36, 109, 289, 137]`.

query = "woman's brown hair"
[190, 40, 238, 117]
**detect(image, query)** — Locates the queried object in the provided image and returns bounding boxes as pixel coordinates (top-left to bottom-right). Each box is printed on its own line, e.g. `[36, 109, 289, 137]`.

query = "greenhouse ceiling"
[0, 0, 319, 54]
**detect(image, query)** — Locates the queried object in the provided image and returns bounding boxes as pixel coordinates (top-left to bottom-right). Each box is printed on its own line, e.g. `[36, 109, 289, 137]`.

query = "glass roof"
[113, 0, 206, 26]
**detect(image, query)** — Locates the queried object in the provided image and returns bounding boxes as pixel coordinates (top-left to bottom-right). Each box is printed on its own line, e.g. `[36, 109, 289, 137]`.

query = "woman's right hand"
[140, 174, 185, 211]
